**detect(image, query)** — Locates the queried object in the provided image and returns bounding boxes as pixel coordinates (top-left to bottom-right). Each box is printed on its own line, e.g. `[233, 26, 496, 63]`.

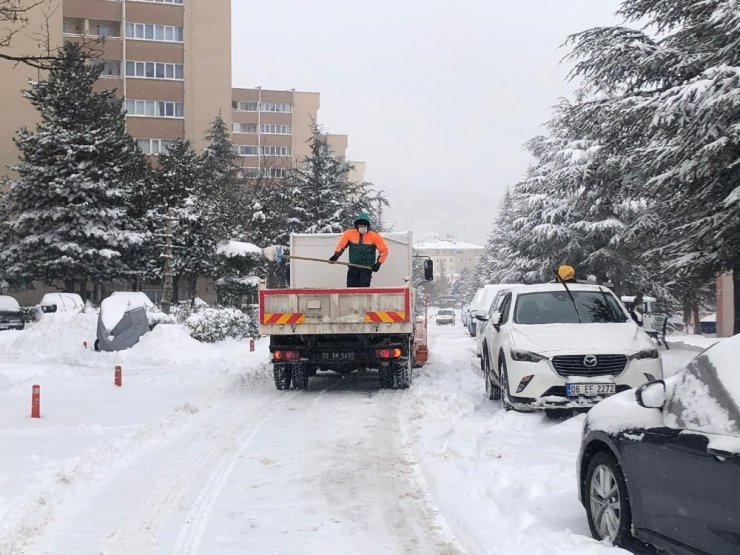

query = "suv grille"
[551, 354, 627, 377]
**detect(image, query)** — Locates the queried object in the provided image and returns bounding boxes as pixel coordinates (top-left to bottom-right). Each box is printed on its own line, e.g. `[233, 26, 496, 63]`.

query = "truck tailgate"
[259, 287, 412, 335]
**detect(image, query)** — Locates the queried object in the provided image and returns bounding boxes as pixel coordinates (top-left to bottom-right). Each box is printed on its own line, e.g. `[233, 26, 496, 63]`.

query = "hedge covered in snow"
[184, 307, 252, 343]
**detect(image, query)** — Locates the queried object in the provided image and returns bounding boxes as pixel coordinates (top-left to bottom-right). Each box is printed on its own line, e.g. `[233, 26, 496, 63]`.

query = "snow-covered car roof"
[110, 291, 155, 309]
[514, 282, 617, 295]
[470, 284, 514, 312]
[0, 295, 21, 311]
[621, 295, 657, 303]
[40, 292, 83, 307]
[101, 292, 155, 332]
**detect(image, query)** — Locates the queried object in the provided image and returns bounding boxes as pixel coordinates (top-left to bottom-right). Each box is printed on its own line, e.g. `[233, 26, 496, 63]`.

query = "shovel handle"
[287, 255, 373, 271]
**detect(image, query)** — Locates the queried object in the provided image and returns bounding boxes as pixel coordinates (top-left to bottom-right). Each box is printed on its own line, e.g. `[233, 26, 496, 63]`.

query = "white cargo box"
[259, 231, 414, 335]
[289, 231, 412, 288]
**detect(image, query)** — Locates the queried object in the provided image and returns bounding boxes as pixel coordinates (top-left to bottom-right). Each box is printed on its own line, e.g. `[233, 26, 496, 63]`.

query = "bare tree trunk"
[692, 301, 701, 335]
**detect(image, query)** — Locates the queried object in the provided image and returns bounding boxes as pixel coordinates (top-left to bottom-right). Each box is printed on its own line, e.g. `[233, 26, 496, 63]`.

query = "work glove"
[372, 262, 381, 272]
[329, 253, 340, 263]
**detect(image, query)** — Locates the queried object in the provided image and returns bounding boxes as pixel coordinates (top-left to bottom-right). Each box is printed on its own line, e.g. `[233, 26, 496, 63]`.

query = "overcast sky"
[231, 0, 624, 244]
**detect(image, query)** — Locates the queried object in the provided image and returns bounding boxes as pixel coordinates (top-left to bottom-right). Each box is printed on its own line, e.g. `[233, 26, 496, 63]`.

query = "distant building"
[231, 87, 365, 181]
[0, 3, 365, 182]
[0, 0, 232, 176]
[414, 240, 484, 277]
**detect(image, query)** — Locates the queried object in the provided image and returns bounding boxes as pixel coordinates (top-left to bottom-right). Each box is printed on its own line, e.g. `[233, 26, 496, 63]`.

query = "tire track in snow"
[171, 391, 325, 555]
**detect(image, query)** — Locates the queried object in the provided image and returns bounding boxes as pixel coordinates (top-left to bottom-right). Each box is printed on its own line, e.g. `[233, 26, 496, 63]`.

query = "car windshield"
[513, 290, 627, 324]
[438, 309, 454, 315]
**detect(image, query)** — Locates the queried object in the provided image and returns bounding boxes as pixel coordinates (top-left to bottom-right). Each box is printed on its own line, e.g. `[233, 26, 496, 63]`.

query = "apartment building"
[0, 0, 231, 178]
[231, 87, 365, 181]
[414, 240, 485, 278]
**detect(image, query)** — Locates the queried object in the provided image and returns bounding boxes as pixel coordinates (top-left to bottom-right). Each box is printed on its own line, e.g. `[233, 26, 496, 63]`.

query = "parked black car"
[577, 334, 740, 554]
[0, 295, 24, 331]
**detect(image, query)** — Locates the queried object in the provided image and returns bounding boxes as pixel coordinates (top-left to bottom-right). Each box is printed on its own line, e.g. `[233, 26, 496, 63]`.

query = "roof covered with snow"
[217, 241, 262, 258]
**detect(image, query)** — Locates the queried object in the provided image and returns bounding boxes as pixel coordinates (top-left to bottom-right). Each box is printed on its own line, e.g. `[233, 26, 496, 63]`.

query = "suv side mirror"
[423, 259, 433, 281]
[474, 314, 488, 322]
[635, 380, 666, 409]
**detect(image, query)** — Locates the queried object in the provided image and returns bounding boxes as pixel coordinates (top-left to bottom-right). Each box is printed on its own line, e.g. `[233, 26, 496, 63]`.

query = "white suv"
[479, 283, 662, 414]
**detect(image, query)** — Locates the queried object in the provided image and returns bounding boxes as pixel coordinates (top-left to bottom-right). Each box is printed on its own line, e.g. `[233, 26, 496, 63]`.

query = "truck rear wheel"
[292, 364, 309, 390]
[394, 358, 411, 389]
[273, 365, 292, 390]
[378, 365, 394, 389]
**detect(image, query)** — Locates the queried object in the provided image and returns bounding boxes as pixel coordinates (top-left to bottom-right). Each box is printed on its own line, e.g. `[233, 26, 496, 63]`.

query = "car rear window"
[513, 290, 627, 324]
[665, 336, 740, 438]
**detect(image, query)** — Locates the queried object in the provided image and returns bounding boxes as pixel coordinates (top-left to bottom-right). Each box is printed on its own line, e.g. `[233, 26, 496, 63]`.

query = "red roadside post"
[250, 337, 255, 352]
[115, 365, 122, 387]
[31, 385, 40, 418]
[83, 340, 88, 349]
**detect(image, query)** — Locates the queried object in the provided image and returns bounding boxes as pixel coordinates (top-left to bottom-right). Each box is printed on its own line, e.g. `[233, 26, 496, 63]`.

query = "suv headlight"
[510, 349, 545, 363]
[631, 348, 659, 360]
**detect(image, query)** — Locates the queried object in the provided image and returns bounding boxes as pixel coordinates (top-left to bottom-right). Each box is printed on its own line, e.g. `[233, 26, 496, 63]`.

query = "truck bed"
[259, 287, 412, 335]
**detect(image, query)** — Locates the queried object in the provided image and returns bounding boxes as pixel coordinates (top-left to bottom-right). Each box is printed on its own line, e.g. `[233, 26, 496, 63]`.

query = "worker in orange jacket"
[329, 211, 388, 287]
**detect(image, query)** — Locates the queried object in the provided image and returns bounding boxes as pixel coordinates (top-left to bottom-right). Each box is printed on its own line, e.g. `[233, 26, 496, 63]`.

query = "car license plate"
[320, 352, 356, 361]
[566, 383, 616, 397]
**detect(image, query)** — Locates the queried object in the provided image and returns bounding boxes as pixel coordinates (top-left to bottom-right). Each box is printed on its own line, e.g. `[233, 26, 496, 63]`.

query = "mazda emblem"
[583, 355, 598, 368]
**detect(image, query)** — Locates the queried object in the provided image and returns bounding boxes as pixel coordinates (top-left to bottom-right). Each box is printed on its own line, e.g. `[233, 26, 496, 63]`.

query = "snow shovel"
[262, 245, 373, 270]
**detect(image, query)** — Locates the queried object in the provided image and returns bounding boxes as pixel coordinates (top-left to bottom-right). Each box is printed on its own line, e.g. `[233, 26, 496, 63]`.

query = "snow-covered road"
[0, 313, 697, 554]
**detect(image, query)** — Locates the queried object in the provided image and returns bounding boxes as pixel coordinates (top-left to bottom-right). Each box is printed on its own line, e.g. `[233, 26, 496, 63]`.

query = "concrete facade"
[230, 88, 365, 181]
[0, 0, 232, 174]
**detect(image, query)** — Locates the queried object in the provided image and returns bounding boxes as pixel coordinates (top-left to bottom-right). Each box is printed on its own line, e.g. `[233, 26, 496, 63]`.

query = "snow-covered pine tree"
[0, 42, 146, 293]
[150, 138, 215, 301]
[289, 124, 353, 234]
[202, 113, 242, 241]
[567, 0, 740, 330]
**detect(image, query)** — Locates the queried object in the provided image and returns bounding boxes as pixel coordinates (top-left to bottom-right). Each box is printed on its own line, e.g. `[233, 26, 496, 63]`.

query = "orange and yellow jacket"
[334, 229, 388, 267]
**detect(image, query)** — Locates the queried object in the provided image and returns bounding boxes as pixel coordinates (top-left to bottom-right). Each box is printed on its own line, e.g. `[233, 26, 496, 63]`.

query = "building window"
[232, 122, 257, 133]
[95, 60, 121, 77]
[265, 168, 290, 178]
[63, 18, 85, 35]
[125, 23, 183, 42]
[233, 101, 258, 112]
[260, 101, 292, 113]
[126, 99, 184, 118]
[126, 61, 184, 80]
[260, 123, 291, 135]
[91, 20, 120, 38]
[235, 145, 259, 156]
[137, 138, 176, 155]
[261, 146, 292, 157]
[237, 167, 260, 178]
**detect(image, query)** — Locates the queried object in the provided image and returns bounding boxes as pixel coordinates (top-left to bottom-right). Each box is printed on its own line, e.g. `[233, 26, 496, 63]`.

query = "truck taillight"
[274, 350, 300, 361]
[376, 348, 402, 359]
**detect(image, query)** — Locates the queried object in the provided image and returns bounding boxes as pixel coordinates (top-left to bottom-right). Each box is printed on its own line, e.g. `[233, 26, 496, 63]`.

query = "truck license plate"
[320, 352, 356, 361]
[566, 383, 616, 397]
